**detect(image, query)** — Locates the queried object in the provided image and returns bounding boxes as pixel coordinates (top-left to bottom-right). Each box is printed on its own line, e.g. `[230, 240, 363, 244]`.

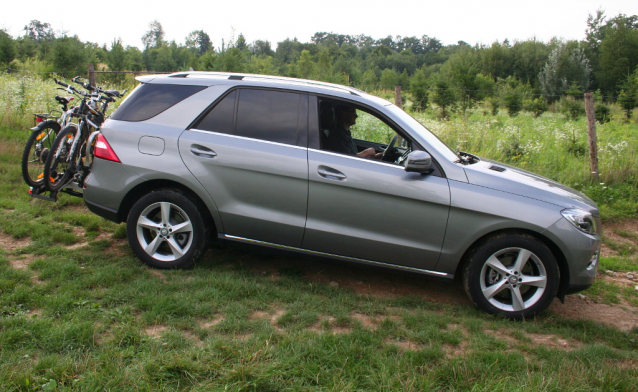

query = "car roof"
[136, 71, 392, 106]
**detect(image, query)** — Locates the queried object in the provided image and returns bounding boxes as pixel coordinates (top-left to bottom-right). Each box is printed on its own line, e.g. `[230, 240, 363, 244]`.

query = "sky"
[3, 0, 637, 50]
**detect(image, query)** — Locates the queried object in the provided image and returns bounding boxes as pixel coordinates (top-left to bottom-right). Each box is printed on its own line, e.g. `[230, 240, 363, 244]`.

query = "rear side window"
[236, 89, 305, 145]
[111, 83, 205, 122]
[194, 88, 308, 147]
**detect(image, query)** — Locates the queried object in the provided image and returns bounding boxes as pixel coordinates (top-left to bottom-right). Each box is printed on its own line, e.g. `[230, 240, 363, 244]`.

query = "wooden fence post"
[88, 63, 96, 88]
[394, 86, 403, 109]
[584, 92, 599, 182]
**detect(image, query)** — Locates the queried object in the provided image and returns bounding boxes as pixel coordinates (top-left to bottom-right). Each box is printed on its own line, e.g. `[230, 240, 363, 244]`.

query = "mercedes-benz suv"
[84, 72, 601, 319]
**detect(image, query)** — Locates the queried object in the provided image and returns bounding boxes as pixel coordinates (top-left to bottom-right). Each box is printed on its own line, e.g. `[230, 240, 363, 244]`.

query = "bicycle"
[21, 82, 76, 188]
[43, 80, 125, 193]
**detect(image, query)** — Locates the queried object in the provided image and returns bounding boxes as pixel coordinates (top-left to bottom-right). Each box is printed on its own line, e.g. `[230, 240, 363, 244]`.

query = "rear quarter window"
[111, 83, 205, 122]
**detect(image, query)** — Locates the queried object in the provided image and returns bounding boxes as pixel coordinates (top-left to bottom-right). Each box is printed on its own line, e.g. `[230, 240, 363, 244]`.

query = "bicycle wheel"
[44, 125, 79, 192]
[21, 123, 60, 187]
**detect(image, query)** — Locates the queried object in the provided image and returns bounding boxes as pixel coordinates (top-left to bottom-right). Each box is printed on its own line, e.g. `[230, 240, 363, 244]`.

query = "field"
[1, 73, 638, 391]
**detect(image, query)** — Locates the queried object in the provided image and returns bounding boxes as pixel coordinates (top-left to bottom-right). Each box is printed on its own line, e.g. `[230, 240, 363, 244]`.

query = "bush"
[524, 98, 548, 117]
[595, 103, 611, 123]
[559, 96, 585, 120]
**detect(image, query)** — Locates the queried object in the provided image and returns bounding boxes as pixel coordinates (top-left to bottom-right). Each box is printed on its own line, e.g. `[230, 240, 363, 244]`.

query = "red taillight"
[36, 117, 43, 123]
[93, 134, 121, 163]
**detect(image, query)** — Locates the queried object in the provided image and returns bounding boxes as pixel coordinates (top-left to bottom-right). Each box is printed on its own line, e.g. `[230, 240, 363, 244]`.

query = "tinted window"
[235, 89, 305, 145]
[111, 84, 205, 122]
[195, 90, 237, 134]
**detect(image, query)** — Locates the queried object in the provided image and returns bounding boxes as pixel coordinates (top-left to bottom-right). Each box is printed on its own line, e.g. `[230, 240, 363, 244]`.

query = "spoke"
[511, 286, 526, 311]
[485, 255, 510, 276]
[512, 249, 532, 273]
[520, 275, 547, 288]
[171, 220, 192, 234]
[482, 280, 508, 299]
[138, 216, 162, 230]
[144, 235, 163, 256]
[166, 237, 185, 257]
[160, 202, 172, 225]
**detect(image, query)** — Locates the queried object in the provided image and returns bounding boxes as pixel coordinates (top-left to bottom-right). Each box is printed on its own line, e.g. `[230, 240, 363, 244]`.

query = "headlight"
[561, 208, 598, 235]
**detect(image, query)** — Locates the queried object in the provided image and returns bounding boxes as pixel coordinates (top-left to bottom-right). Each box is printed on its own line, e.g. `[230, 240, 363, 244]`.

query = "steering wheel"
[381, 135, 398, 162]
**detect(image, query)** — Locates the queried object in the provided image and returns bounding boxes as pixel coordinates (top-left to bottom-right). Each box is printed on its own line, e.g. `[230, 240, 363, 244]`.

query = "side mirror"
[405, 151, 434, 174]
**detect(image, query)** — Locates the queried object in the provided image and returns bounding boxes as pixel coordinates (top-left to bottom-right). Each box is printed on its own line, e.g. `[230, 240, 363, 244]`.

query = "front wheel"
[462, 233, 559, 319]
[22, 124, 59, 187]
[126, 190, 210, 269]
[43, 125, 78, 191]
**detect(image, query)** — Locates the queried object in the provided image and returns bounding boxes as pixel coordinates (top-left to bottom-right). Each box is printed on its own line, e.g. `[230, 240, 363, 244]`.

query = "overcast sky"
[3, 0, 637, 50]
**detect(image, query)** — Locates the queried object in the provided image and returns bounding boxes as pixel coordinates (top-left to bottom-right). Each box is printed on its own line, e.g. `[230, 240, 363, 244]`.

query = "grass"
[1, 73, 638, 390]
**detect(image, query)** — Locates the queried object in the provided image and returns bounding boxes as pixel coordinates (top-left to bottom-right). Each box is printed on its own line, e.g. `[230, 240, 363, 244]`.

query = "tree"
[597, 17, 638, 95]
[51, 35, 87, 76]
[235, 33, 248, 51]
[142, 20, 165, 49]
[380, 68, 399, 90]
[0, 30, 16, 66]
[297, 49, 315, 79]
[429, 75, 456, 118]
[107, 39, 126, 71]
[251, 40, 274, 57]
[538, 42, 591, 102]
[617, 70, 638, 120]
[497, 76, 529, 116]
[410, 69, 429, 110]
[23, 20, 54, 42]
[186, 30, 212, 56]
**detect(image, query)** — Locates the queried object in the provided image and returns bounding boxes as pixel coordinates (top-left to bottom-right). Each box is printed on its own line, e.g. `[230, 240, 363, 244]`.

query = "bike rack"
[28, 180, 84, 202]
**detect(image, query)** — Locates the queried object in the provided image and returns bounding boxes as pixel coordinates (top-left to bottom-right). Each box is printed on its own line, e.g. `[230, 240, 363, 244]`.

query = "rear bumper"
[84, 199, 121, 223]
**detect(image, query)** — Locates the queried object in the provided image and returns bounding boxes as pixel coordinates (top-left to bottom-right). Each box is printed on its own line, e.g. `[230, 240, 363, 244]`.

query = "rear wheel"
[127, 189, 210, 269]
[462, 233, 559, 319]
[22, 124, 59, 187]
[44, 125, 78, 191]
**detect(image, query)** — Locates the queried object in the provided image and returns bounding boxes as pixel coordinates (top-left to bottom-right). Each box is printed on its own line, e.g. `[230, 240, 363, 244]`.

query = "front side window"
[317, 99, 410, 164]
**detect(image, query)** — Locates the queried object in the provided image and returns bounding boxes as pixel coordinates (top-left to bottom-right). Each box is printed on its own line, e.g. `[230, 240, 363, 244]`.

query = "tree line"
[1, 12, 637, 119]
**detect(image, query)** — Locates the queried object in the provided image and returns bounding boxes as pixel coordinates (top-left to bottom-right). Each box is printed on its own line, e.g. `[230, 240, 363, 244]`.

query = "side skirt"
[219, 233, 454, 280]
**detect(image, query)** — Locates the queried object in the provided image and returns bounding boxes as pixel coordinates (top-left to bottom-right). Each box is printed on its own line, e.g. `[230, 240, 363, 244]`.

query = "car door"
[179, 88, 309, 247]
[302, 101, 451, 271]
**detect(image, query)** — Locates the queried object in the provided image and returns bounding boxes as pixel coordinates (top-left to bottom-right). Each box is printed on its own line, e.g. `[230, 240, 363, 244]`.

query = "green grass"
[1, 73, 638, 390]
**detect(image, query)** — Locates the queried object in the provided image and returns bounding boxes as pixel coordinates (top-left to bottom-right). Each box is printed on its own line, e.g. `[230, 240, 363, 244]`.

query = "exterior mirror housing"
[405, 151, 434, 174]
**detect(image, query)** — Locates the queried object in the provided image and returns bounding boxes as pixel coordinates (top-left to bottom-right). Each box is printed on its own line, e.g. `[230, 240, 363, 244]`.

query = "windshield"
[385, 104, 460, 161]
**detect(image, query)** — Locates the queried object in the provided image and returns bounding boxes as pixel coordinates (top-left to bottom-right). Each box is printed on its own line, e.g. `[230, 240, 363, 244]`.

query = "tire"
[126, 189, 210, 269]
[43, 125, 78, 192]
[462, 233, 559, 319]
[21, 124, 59, 187]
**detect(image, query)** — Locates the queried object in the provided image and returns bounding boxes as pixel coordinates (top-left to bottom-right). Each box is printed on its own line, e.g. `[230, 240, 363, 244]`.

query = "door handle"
[318, 167, 346, 180]
[190, 146, 217, 158]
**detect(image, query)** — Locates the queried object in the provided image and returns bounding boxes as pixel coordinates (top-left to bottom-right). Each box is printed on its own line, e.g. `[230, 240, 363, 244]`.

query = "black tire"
[43, 125, 78, 192]
[462, 233, 559, 319]
[21, 124, 59, 187]
[126, 189, 210, 269]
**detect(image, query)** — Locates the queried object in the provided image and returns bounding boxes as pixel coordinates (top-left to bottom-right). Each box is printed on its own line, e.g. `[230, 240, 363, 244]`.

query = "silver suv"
[85, 72, 601, 319]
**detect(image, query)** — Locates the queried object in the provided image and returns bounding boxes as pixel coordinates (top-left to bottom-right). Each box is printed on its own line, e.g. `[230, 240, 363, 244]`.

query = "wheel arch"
[117, 179, 217, 235]
[454, 228, 570, 301]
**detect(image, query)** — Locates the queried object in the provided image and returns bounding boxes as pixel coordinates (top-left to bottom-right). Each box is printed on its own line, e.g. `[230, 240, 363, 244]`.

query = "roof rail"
[166, 71, 363, 96]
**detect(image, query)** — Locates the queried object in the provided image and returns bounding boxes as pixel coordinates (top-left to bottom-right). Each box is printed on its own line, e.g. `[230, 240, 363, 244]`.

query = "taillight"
[93, 134, 121, 163]
[36, 117, 43, 123]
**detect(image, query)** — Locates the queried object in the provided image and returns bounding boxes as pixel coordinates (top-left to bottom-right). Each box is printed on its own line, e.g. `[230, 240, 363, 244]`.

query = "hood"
[463, 158, 599, 216]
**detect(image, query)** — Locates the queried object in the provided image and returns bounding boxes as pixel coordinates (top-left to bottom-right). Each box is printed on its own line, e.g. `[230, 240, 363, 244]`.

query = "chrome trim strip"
[221, 234, 452, 279]
[188, 129, 308, 151]
[308, 148, 405, 170]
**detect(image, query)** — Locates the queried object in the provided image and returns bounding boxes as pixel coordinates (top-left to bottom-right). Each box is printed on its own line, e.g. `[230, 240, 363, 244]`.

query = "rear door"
[179, 88, 309, 247]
